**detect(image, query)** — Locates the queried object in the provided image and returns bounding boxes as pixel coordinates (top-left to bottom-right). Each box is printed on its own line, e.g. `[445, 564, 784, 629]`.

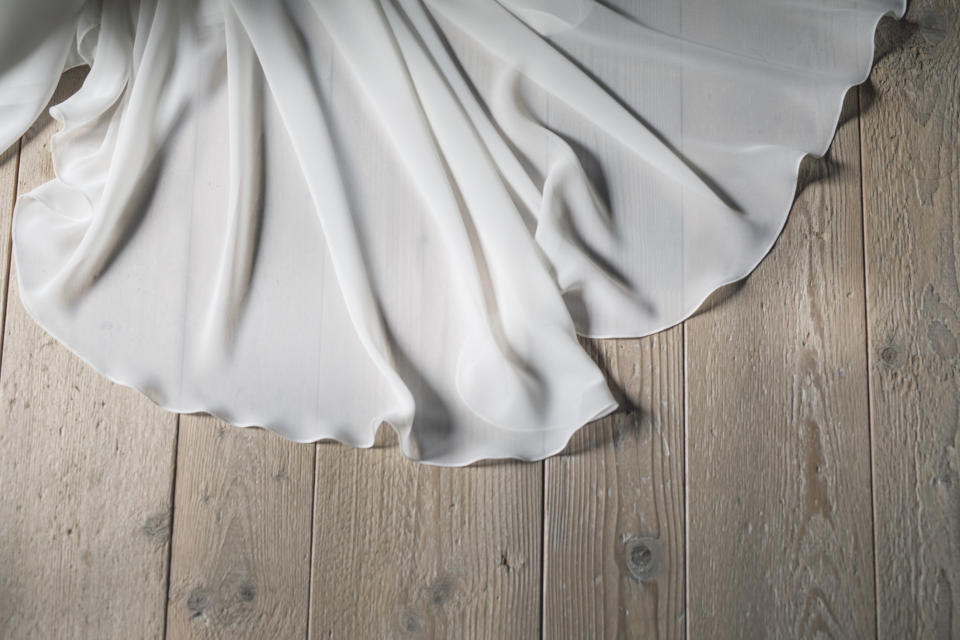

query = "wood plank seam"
[304, 444, 319, 640]
[0, 139, 21, 376]
[682, 322, 690, 640]
[160, 414, 181, 640]
[856, 84, 883, 640]
[539, 459, 546, 640]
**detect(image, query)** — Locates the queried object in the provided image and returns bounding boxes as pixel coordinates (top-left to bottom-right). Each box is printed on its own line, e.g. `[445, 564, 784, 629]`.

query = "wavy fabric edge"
[4, 0, 907, 465]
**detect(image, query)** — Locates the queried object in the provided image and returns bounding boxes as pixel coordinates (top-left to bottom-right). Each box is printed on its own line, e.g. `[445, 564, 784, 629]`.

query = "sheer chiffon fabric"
[0, 0, 905, 465]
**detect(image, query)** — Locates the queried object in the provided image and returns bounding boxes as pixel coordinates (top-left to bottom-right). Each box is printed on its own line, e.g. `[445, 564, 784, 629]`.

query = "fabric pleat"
[0, 0, 906, 464]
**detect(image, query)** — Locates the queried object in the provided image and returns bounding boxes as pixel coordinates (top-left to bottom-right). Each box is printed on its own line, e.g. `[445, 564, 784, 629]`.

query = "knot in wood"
[624, 535, 663, 582]
[880, 345, 900, 366]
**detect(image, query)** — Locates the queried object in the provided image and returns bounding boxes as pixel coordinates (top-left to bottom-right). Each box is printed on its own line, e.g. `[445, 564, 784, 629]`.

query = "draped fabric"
[0, 0, 905, 465]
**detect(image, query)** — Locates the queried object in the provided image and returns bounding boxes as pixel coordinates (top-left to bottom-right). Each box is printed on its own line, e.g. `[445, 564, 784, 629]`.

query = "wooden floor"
[1, 4, 957, 639]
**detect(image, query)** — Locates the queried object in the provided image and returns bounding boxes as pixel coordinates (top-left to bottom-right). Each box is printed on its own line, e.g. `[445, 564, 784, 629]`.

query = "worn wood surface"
[164, 416, 315, 639]
[0, 69, 178, 640]
[542, 334, 685, 640]
[685, 92, 878, 638]
[308, 431, 543, 639]
[0, 13, 957, 640]
[861, 3, 960, 638]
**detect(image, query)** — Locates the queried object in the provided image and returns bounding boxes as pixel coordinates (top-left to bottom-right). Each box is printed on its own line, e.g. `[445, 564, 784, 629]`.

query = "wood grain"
[684, 93, 877, 638]
[164, 416, 315, 640]
[0, 69, 178, 640]
[308, 431, 542, 639]
[860, 4, 960, 637]
[542, 334, 685, 639]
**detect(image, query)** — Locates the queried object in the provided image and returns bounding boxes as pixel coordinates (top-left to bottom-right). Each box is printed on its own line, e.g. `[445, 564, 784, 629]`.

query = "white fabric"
[0, 0, 905, 465]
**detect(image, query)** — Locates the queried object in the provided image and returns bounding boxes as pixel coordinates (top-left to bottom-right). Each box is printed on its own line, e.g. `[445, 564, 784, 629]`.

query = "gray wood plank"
[0, 69, 178, 640]
[860, 5, 960, 637]
[164, 416, 315, 639]
[684, 93, 877, 638]
[302, 20, 545, 638]
[542, 334, 685, 639]
[308, 430, 543, 639]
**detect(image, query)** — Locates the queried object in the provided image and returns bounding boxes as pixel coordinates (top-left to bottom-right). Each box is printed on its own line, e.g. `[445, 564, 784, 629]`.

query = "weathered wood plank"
[301, 20, 545, 638]
[0, 69, 178, 640]
[540, 0, 686, 631]
[542, 334, 685, 639]
[860, 5, 960, 638]
[164, 416, 315, 639]
[308, 431, 542, 639]
[684, 93, 877, 638]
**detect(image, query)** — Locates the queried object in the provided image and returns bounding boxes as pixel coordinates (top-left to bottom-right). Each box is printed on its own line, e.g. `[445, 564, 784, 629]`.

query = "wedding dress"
[0, 0, 906, 465]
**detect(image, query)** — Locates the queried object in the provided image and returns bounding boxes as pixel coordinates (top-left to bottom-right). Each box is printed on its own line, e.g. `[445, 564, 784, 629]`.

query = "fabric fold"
[2, 0, 906, 464]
